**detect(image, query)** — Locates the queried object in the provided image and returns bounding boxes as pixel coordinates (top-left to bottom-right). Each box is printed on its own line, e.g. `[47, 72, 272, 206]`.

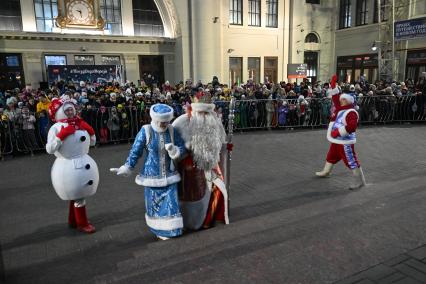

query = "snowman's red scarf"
[58, 116, 95, 136]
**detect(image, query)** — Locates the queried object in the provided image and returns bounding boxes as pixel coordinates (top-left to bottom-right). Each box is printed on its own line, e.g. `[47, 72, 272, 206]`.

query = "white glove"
[110, 165, 132, 177]
[184, 141, 191, 150]
[165, 143, 180, 160]
[165, 143, 174, 151]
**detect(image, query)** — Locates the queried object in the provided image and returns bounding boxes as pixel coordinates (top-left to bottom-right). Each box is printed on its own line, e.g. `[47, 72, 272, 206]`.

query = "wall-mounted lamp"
[227, 49, 235, 53]
[296, 49, 302, 54]
[80, 46, 87, 52]
[213, 17, 219, 23]
[371, 40, 382, 51]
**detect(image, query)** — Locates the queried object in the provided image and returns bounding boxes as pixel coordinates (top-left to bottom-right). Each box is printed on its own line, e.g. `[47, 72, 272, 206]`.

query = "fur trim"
[212, 176, 229, 224]
[150, 104, 174, 122]
[135, 173, 181, 187]
[145, 214, 183, 231]
[167, 146, 180, 160]
[341, 108, 359, 122]
[338, 126, 348, 137]
[150, 121, 167, 133]
[327, 122, 356, 145]
[329, 87, 340, 96]
[172, 114, 191, 146]
[340, 93, 354, 104]
[191, 103, 215, 113]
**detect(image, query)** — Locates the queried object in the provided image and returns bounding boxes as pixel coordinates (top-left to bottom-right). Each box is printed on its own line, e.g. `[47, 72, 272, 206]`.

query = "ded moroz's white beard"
[189, 111, 226, 171]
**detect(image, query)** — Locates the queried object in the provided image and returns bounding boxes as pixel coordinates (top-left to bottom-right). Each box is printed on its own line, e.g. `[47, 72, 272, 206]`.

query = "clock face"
[67, 0, 94, 25]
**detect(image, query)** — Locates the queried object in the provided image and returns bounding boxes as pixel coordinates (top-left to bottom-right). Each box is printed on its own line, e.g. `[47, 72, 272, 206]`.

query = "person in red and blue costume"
[315, 75, 366, 190]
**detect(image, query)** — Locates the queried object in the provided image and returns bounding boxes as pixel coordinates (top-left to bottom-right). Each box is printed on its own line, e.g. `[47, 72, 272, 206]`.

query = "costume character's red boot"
[74, 206, 96, 234]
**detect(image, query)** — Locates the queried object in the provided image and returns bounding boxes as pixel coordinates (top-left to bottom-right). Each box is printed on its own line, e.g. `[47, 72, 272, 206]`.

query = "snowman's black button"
[80, 136, 86, 142]
[87, 180, 93, 185]
[85, 164, 90, 170]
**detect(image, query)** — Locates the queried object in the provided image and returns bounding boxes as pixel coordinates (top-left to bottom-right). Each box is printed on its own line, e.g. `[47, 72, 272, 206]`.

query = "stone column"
[124, 55, 139, 83]
[23, 52, 43, 88]
[121, 0, 134, 36]
[20, 0, 37, 32]
[191, 0, 222, 83]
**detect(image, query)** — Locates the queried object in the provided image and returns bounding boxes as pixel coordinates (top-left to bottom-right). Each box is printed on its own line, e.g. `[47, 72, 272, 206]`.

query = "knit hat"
[6, 97, 17, 105]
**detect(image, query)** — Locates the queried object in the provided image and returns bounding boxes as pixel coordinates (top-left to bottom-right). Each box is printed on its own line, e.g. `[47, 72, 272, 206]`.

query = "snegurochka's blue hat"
[150, 103, 174, 122]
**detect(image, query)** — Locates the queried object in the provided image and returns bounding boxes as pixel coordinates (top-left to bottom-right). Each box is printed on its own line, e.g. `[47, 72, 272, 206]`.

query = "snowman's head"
[49, 98, 77, 122]
[54, 102, 76, 121]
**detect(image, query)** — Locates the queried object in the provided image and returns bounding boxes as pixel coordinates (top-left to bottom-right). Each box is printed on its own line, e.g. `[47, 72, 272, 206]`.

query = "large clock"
[56, 0, 105, 30]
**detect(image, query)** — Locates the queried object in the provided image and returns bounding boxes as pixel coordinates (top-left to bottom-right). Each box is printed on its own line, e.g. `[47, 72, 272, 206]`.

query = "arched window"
[100, 0, 122, 35]
[305, 33, 319, 43]
[0, 0, 22, 31]
[133, 0, 164, 37]
[34, 0, 57, 32]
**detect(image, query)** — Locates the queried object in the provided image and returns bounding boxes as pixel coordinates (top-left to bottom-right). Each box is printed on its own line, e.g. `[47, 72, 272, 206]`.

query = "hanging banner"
[47, 65, 123, 85]
[287, 64, 307, 79]
[394, 17, 426, 41]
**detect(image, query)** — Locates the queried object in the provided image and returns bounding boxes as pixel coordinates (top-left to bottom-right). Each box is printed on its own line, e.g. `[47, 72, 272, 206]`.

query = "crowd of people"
[1, 72, 425, 157]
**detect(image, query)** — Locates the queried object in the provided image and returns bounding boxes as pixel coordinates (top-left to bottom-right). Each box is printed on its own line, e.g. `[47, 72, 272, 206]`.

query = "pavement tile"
[408, 246, 426, 261]
[394, 263, 426, 283]
[354, 279, 376, 284]
[362, 264, 397, 281]
[376, 272, 406, 284]
[405, 259, 426, 274]
[384, 254, 411, 267]
[392, 277, 422, 284]
[334, 274, 367, 284]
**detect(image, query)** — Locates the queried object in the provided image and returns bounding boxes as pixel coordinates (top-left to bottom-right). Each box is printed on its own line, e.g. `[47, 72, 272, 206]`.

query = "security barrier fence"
[1, 94, 425, 159]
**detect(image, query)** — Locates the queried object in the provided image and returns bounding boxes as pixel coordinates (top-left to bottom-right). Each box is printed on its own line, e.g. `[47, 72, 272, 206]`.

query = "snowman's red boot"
[68, 200, 77, 228]
[74, 206, 96, 234]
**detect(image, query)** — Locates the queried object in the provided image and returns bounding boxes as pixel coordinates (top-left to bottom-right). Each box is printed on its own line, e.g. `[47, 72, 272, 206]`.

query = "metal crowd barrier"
[79, 104, 187, 145]
[0, 111, 48, 158]
[0, 94, 424, 158]
[229, 94, 426, 131]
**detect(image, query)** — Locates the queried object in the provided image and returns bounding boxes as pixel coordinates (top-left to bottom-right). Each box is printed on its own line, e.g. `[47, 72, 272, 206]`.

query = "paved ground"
[336, 245, 426, 284]
[1, 125, 426, 284]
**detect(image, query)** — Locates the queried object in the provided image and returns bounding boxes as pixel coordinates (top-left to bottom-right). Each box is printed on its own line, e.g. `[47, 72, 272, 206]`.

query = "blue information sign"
[394, 17, 426, 41]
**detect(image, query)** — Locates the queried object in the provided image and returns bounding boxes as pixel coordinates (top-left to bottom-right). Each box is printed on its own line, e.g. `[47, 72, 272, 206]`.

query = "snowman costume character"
[315, 75, 366, 190]
[111, 104, 186, 240]
[46, 97, 99, 234]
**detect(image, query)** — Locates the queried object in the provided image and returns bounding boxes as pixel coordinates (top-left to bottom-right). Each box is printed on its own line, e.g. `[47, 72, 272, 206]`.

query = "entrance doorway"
[138, 55, 164, 86]
[304, 51, 318, 83]
[264, 57, 278, 83]
[0, 53, 24, 90]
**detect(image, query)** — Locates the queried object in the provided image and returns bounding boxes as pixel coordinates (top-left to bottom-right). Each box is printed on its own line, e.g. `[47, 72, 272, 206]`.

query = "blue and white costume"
[111, 104, 186, 239]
